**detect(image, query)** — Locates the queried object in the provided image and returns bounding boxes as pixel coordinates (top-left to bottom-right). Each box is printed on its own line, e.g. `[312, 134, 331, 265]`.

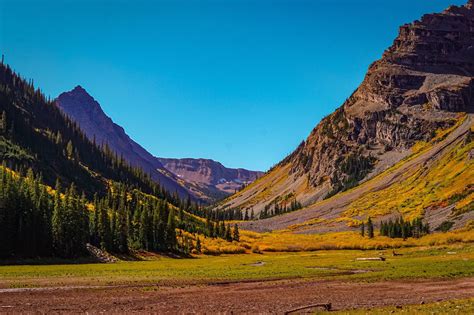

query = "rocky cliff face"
[220, 0, 474, 213]
[290, 0, 474, 194]
[158, 158, 263, 195]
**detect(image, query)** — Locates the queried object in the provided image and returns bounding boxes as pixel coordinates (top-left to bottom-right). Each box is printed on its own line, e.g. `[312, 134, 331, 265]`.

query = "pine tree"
[98, 200, 111, 250]
[196, 237, 201, 253]
[233, 224, 240, 242]
[219, 221, 226, 238]
[360, 222, 365, 237]
[0, 110, 6, 134]
[166, 207, 176, 250]
[139, 207, 150, 250]
[225, 223, 232, 242]
[367, 217, 374, 239]
[51, 181, 65, 256]
[66, 140, 74, 159]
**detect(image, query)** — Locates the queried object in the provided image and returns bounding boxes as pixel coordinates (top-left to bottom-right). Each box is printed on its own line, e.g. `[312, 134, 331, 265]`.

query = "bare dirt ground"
[1, 277, 474, 313]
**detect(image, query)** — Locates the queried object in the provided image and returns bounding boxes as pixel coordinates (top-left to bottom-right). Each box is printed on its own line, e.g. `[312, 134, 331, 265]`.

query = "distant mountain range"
[158, 157, 263, 196]
[55, 87, 262, 203]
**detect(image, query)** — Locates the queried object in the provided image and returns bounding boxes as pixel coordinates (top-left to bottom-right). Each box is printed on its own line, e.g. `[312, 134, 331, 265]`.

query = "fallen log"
[284, 302, 332, 314]
[356, 257, 386, 261]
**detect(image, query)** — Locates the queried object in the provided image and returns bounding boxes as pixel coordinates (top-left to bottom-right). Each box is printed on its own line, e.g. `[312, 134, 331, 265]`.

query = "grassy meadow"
[1, 242, 473, 289]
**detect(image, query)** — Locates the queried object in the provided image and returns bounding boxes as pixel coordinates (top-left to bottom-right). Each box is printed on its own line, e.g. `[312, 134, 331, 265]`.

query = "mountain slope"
[0, 65, 166, 198]
[0, 63, 229, 258]
[240, 114, 473, 233]
[219, 0, 474, 231]
[56, 87, 262, 202]
[55, 86, 191, 199]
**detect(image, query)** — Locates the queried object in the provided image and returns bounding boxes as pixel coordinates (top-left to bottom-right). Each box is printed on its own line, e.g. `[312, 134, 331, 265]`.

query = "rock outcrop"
[220, 0, 474, 213]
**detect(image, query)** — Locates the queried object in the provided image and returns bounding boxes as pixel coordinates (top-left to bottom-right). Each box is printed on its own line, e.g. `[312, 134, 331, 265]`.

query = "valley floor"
[1, 277, 474, 313]
[1, 245, 474, 313]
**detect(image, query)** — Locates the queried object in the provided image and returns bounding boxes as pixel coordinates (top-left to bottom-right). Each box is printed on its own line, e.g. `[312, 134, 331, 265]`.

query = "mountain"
[0, 66, 167, 198]
[55, 87, 262, 202]
[218, 1, 474, 232]
[158, 158, 263, 198]
[55, 86, 191, 199]
[0, 63, 230, 258]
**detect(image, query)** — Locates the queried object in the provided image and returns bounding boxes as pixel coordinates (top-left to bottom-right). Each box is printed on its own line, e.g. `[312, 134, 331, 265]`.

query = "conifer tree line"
[197, 207, 246, 222]
[380, 217, 430, 239]
[205, 199, 302, 222]
[259, 199, 302, 219]
[0, 63, 194, 208]
[360, 217, 374, 238]
[0, 166, 239, 258]
[0, 167, 90, 258]
[0, 62, 245, 259]
[204, 217, 240, 242]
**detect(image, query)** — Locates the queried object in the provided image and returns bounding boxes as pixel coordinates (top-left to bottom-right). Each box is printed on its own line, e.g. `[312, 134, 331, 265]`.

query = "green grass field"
[1, 244, 473, 289]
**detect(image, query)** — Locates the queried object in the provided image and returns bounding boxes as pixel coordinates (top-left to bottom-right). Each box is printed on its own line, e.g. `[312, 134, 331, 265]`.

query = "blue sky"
[0, 0, 466, 171]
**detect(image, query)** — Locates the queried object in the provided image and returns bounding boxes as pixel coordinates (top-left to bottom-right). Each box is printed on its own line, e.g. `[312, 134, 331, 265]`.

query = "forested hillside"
[0, 62, 236, 258]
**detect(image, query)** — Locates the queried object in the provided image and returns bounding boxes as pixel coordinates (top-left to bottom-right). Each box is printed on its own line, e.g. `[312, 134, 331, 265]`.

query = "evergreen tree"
[367, 217, 374, 239]
[98, 200, 111, 250]
[166, 208, 176, 250]
[225, 223, 232, 242]
[196, 237, 201, 253]
[66, 140, 74, 159]
[0, 110, 6, 134]
[360, 222, 365, 237]
[51, 181, 65, 256]
[233, 224, 240, 242]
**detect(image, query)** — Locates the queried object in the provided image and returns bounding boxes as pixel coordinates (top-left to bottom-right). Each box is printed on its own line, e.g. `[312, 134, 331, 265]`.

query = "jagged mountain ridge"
[219, 1, 474, 222]
[55, 87, 262, 202]
[158, 157, 263, 195]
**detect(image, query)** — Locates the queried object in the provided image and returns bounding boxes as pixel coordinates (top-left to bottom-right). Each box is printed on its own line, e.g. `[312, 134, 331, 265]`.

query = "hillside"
[56, 87, 262, 202]
[0, 62, 234, 258]
[0, 66, 161, 198]
[218, 0, 474, 232]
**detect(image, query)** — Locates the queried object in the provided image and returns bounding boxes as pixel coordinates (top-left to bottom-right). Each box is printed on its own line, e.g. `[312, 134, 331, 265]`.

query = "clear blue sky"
[0, 0, 466, 171]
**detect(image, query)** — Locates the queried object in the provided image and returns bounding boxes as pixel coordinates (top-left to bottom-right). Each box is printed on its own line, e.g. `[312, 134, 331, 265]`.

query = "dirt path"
[1, 277, 474, 313]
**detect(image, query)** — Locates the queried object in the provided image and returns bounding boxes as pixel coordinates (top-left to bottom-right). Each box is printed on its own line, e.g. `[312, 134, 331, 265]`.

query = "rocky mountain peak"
[222, 1, 474, 212]
[72, 85, 86, 92]
[57, 85, 104, 117]
[292, 1, 474, 196]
